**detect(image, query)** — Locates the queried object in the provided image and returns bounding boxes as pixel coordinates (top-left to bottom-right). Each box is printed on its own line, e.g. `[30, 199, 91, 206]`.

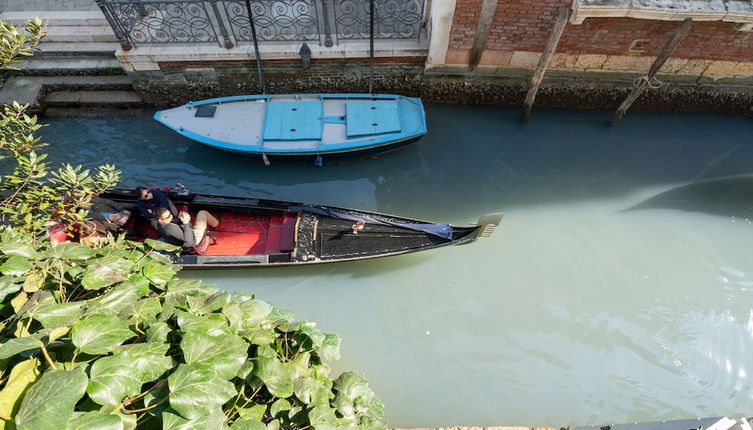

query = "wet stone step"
[44, 90, 143, 108]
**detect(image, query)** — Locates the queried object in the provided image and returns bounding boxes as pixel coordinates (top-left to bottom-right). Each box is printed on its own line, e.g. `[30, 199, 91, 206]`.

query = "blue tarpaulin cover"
[346, 100, 401, 137]
[263, 100, 323, 141]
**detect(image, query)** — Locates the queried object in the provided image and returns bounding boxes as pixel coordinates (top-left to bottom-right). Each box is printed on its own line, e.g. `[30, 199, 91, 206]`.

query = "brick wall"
[446, 0, 753, 67]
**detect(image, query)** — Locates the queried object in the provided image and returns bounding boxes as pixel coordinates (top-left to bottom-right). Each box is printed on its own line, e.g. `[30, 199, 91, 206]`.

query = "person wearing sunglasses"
[154, 206, 218, 249]
[135, 186, 177, 225]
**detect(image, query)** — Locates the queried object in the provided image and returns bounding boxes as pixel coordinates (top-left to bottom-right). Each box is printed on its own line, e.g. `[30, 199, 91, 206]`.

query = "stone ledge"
[571, 0, 753, 30]
[116, 40, 428, 72]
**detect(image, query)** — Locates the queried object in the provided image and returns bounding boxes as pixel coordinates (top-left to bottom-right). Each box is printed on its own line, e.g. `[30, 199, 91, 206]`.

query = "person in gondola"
[87, 196, 132, 230]
[154, 206, 219, 249]
[135, 187, 177, 226]
[78, 220, 116, 246]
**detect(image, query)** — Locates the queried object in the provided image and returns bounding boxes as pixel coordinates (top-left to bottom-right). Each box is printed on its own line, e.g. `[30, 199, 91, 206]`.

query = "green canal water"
[39, 105, 753, 427]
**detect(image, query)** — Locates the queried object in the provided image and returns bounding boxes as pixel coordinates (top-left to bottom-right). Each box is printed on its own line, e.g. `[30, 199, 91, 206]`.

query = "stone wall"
[132, 58, 426, 106]
[444, 0, 753, 80]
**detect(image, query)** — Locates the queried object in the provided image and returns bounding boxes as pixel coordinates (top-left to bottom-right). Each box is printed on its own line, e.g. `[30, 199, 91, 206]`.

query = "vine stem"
[70, 349, 79, 367]
[226, 385, 262, 422]
[121, 395, 168, 414]
[125, 378, 166, 405]
[40, 343, 57, 370]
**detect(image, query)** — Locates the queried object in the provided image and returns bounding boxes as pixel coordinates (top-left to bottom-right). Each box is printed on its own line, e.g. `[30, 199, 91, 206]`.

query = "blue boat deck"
[153, 94, 427, 158]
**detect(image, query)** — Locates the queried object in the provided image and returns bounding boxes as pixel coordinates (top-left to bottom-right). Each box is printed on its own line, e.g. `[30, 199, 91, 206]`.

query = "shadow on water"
[181, 251, 433, 283]
[626, 174, 753, 219]
[35, 105, 753, 222]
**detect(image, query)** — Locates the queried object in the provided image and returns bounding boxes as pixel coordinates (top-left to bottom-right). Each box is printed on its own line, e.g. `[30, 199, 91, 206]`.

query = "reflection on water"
[37, 106, 753, 427]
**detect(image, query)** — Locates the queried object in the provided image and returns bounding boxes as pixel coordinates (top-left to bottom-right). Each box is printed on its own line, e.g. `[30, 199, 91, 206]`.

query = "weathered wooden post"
[520, 7, 569, 123]
[609, 17, 693, 126]
[244, 0, 265, 94]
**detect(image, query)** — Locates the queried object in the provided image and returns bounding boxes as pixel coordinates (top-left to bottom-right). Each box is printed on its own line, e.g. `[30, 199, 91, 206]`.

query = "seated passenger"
[154, 206, 219, 249]
[135, 187, 177, 223]
[87, 197, 131, 230]
[78, 221, 110, 246]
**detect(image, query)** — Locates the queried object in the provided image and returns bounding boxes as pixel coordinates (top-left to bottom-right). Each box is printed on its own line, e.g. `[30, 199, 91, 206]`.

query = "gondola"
[153, 94, 427, 163]
[100, 187, 502, 269]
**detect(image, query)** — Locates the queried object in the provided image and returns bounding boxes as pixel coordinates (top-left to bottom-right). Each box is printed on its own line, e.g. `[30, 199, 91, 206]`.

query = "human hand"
[179, 212, 191, 224]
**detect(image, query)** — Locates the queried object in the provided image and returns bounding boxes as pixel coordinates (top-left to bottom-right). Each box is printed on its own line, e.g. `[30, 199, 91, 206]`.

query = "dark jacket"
[137, 189, 173, 220]
[156, 220, 196, 248]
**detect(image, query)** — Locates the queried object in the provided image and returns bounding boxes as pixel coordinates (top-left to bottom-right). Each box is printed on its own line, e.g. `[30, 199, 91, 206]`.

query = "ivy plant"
[0, 230, 385, 430]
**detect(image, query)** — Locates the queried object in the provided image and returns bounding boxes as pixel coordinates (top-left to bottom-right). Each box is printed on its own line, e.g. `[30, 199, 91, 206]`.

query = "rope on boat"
[633, 75, 663, 89]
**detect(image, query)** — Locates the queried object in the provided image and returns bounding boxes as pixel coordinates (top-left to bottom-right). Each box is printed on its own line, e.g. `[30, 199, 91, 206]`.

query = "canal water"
[39, 106, 753, 427]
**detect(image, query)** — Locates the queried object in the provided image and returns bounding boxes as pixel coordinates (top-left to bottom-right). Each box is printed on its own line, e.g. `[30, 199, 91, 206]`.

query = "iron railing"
[95, 0, 427, 49]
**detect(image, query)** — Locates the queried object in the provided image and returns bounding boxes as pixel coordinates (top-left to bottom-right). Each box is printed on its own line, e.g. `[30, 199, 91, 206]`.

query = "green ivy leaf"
[68, 411, 124, 430]
[308, 405, 339, 430]
[30, 301, 85, 328]
[0, 332, 47, 360]
[0, 357, 40, 423]
[45, 243, 93, 260]
[269, 398, 291, 419]
[90, 275, 149, 313]
[236, 403, 266, 421]
[143, 259, 176, 287]
[254, 357, 294, 398]
[21, 270, 44, 293]
[144, 239, 181, 253]
[238, 300, 274, 328]
[81, 265, 126, 291]
[146, 321, 170, 343]
[181, 327, 248, 381]
[333, 373, 384, 422]
[167, 364, 237, 420]
[230, 417, 266, 430]
[71, 314, 135, 355]
[0, 256, 31, 276]
[121, 342, 174, 382]
[319, 334, 341, 362]
[0, 276, 21, 303]
[120, 297, 161, 324]
[87, 353, 143, 406]
[15, 367, 88, 430]
[0, 242, 39, 259]
[162, 407, 228, 430]
[294, 377, 326, 405]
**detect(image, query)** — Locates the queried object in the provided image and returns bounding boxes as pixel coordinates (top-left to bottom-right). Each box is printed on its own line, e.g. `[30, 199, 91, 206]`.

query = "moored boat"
[153, 94, 427, 163]
[100, 187, 502, 269]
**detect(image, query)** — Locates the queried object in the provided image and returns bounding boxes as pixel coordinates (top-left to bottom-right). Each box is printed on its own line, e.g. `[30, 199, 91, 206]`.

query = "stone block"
[575, 54, 607, 69]
[445, 48, 470, 65]
[661, 58, 689, 74]
[603, 55, 653, 71]
[509, 51, 541, 68]
[676, 58, 713, 75]
[131, 61, 161, 71]
[732, 61, 753, 76]
[184, 68, 217, 81]
[549, 53, 579, 69]
[479, 50, 513, 66]
[703, 60, 739, 76]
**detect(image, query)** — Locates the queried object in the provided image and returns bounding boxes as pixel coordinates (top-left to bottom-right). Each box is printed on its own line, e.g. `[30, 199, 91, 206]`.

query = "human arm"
[159, 219, 196, 248]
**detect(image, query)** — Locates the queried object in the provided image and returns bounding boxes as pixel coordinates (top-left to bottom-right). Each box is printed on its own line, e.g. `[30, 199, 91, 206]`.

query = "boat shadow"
[625, 174, 753, 219]
[181, 251, 433, 282]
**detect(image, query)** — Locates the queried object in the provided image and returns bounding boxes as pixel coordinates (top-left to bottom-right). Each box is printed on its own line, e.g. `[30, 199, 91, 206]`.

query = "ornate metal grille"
[223, 1, 321, 43]
[96, 0, 426, 48]
[99, 0, 219, 45]
[334, 0, 424, 39]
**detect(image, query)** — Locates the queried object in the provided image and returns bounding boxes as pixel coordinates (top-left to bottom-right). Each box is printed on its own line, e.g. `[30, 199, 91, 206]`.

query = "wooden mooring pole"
[520, 7, 570, 123]
[609, 17, 693, 126]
